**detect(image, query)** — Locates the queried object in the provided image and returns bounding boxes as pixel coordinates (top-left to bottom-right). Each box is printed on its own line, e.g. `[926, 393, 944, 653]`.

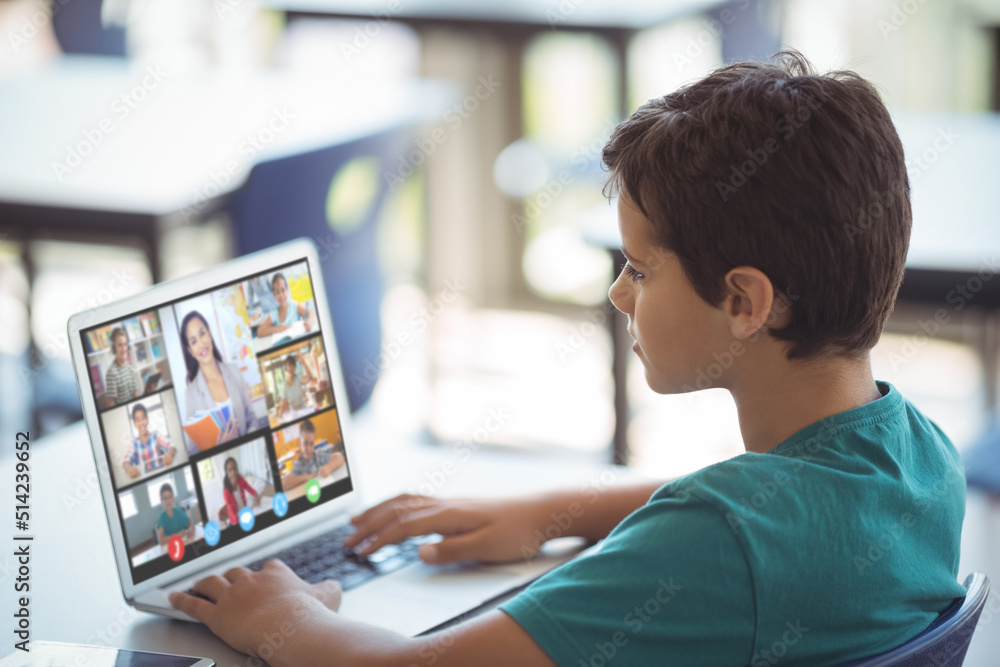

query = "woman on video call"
[181, 310, 262, 443]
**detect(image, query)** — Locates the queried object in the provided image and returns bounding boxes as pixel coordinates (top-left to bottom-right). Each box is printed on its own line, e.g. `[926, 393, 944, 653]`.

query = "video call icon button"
[273, 492, 289, 518]
[204, 521, 221, 546]
[239, 506, 255, 532]
[167, 536, 185, 562]
[306, 479, 321, 503]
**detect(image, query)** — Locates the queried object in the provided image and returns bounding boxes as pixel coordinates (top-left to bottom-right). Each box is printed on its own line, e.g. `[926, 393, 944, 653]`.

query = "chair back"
[840, 573, 990, 666]
[51, 0, 126, 56]
[228, 127, 412, 411]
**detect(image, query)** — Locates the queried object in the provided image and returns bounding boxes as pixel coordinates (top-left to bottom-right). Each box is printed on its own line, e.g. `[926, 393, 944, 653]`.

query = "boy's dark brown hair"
[602, 50, 910, 359]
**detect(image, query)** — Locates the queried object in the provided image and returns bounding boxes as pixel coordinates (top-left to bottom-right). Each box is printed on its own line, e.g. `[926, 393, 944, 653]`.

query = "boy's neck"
[730, 352, 881, 454]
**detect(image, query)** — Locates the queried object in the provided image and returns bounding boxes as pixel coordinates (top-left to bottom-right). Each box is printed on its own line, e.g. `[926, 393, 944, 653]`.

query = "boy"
[104, 327, 142, 408]
[170, 51, 966, 666]
[280, 419, 345, 491]
[122, 403, 176, 479]
[156, 483, 195, 545]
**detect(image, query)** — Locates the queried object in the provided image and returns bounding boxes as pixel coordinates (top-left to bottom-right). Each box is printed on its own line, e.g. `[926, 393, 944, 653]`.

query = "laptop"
[67, 238, 582, 637]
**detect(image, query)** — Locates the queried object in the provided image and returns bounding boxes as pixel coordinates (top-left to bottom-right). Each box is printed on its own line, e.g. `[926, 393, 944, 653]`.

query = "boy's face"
[114, 335, 129, 364]
[301, 430, 315, 459]
[161, 489, 174, 511]
[608, 196, 731, 393]
[133, 410, 148, 439]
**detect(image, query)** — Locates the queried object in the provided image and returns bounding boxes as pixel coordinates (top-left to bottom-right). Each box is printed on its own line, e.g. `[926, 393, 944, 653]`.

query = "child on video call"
[170, 51, 966, 666]
[104, 327, 141, 408]
[281, 419, 346, 491]
[122, 403, 176, 479]
[223, 456, 261, 525]
[156, 483, 195, 545]
[256, 271, 316, 337]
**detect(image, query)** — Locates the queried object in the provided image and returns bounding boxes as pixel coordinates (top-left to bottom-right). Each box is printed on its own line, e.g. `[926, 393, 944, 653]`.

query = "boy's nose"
[608, 270, 631, 315]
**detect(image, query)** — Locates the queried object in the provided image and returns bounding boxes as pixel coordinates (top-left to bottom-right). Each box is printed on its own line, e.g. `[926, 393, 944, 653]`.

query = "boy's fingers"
[168, 590, 216, 621]
[350, 494, 427, 526]
[192, 574, 229, 600]
[356, 507, 473, 556]
[345, 495, 434, 547]
[418, 531, 488, 564]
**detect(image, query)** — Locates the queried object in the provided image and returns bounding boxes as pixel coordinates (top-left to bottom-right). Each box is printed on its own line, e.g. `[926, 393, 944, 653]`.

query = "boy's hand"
[169, 560, 341, 657]
[344, 494, 553, 564]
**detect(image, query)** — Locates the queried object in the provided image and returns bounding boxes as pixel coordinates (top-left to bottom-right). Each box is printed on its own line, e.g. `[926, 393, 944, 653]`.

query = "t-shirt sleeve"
[500, 490, 756, 667]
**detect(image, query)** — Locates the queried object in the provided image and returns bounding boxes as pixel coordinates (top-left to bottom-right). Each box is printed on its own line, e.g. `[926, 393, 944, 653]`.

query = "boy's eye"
[623, 263, 644, 282]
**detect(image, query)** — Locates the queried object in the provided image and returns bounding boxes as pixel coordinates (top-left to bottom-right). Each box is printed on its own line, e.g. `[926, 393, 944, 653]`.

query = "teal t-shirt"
[156, 506, 190, 538]
[500, 382, 966, 666]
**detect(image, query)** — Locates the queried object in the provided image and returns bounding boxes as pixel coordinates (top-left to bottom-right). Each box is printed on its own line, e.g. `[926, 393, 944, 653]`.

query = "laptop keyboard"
[245, 523, 432, 591]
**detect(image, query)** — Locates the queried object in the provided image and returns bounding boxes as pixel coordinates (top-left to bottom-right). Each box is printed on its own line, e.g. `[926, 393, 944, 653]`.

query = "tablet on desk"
[2, 641, 214, 666]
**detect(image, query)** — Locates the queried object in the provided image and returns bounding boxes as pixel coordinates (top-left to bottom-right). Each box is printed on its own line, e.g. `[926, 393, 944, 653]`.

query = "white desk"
[252, 321, 312, 355]
[0, 418, 636, 661]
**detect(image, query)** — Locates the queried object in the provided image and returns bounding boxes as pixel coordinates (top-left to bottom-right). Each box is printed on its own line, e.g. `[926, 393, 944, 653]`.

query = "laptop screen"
[79, 258, 352, 585]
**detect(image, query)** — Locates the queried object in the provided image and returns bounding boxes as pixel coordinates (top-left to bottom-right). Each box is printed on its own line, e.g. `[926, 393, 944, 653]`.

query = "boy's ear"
[722, 267, 784, 339]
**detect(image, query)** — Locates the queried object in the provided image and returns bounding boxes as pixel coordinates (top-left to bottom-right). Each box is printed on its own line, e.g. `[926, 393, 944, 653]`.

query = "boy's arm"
[344, 479, 666, 562]
[318, 452, 345, 477]
[282, 470, 313, 489]
[170, 561, 555, 667]
[533, 479, 665, 541]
